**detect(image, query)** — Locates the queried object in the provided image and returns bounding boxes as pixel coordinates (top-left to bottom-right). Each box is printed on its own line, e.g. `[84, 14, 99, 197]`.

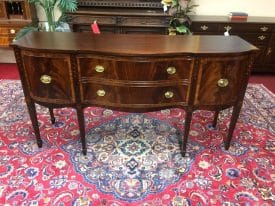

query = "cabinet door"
[195, 56, 250, 106]
[21, 51, 75, 104]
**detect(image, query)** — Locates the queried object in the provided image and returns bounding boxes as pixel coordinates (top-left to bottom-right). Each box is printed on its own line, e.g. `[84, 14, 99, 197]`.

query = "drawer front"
[191, 23, 219, 33]
[70, 15, 116, 25]
[122, 16, 168, 27]
[218, 23, 272, 33]
[77, 56, 193, 81]
[195, 56, 250, 106]
[81, 83, 188, 106]
[0, 27, 19, 35]
[236, 33, 271, 45]
[21, 51, 75, 104]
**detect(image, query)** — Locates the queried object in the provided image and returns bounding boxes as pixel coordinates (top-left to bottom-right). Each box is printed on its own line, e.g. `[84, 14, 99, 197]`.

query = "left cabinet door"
[21, 51, 75, 104]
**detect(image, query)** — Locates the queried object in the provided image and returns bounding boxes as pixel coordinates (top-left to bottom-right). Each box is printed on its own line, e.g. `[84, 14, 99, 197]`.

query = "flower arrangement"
[161, 0, 198, 35]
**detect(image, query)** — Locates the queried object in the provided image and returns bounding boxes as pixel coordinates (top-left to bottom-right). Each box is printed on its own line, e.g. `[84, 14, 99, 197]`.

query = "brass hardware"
[224, 26, 232, 31]
[260, 26, 268, 31]
[95, 65, 105, 73]
[97, 89, 106, 97]
[166, 67, 176, 74]
[217, 79, 229, 87]
[40, 75, 52, 84]
[267, 48, 272, 55]
[164, 91, 174, 99]
[200, 25, 208, 31]
[10, 29, 15, 34]
[258, 35, 266, 40]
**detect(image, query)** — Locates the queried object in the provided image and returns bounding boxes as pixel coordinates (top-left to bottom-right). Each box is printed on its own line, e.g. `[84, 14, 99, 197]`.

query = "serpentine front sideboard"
[11, 32, 257, 156]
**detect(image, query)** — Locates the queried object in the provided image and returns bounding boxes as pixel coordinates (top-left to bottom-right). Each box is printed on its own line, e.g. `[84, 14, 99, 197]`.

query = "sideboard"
[11, 32, 257, 156]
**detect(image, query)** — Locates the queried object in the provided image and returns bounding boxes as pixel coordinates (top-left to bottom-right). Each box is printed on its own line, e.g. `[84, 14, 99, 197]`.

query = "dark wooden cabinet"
[0, 0, 37, 47]
[190, 16, 275, 73]
[11, 32, 257, 156]
[67, 0, 170, 35]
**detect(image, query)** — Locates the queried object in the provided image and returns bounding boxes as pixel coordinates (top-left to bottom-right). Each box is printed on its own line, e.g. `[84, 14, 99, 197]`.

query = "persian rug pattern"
[0, 80, 274, 205]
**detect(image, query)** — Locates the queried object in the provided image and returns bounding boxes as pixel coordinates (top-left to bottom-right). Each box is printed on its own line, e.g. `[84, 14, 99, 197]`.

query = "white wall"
[192, 0, 275, 17]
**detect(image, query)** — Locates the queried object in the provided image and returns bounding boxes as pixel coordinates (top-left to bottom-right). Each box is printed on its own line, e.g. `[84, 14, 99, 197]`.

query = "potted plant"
[15, 0, 77, 39]
[162, 0, 198, 35]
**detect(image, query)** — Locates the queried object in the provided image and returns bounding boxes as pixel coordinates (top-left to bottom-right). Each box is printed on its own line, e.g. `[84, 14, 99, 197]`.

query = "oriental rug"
[0, 80, 274, 205]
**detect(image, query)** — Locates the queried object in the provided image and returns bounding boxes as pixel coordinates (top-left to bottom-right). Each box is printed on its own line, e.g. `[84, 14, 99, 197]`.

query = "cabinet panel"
[0, 2, 7, 18]
[77, 56, 193, 81]
[81, 83, 188, 106]
[21, 51, 75, 104]
[195, 56, 249, 105]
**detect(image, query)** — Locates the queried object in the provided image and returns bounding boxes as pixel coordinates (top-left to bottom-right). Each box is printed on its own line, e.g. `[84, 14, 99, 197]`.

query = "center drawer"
[81, 83, 188, 107]
[77, 56, 193, 81]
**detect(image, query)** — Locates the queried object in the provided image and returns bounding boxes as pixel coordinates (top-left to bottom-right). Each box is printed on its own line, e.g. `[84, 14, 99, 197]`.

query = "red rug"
[0, 80, 274, 205]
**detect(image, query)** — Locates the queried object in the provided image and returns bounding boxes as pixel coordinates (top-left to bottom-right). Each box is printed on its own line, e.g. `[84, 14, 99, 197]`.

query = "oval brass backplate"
[97, 89, 106, 97]
[164, 91, 174, 99]
[166, 67, 176, 75]
[95, 65, 105, 73]
[217, 78, 229, 87]
[40, 75, 52, 84]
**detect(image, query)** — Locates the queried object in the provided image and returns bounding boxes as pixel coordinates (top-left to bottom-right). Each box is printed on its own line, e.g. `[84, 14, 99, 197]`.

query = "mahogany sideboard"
[11, 32, 257, 156]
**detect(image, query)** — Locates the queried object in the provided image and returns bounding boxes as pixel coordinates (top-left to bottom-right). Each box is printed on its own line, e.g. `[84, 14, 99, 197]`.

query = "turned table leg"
[225, 105, 242, 150]
[76, 106, 87, 155]
[49, 107, 55, 124]
[26, 100, 42, 147]
[181, 109, 193, 157]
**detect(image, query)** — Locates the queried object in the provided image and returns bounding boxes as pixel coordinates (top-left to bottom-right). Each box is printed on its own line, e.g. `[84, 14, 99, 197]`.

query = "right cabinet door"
[195, 56, 250, 106]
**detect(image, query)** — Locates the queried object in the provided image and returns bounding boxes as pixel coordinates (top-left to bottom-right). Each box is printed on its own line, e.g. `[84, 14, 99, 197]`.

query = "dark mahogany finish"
[11, 32, 257, 156]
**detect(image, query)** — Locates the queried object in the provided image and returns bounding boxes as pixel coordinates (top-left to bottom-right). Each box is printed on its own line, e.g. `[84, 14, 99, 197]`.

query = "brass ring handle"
[166, 67, 176, 75]
[224, 25, 232, 31]
[200, 25, 208, 31]
[260, 26, 268, 31]
[97, 89, 106, 97]
[40, 75, 52, 84]
[258, 35, 266, 40]
[95, 65, 105, 73]
[164, 91, 174, 99]
[217, 79, 229, 87]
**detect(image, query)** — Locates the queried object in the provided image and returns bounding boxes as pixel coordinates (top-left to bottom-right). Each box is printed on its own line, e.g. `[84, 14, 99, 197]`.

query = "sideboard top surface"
[11, 32, 258, 56]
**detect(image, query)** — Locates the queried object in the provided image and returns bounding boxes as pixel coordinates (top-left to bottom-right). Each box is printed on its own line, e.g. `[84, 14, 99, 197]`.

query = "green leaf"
[14, 26, 39, 40]
[58, 0, 77, 12]
[176, 25, 188, 33]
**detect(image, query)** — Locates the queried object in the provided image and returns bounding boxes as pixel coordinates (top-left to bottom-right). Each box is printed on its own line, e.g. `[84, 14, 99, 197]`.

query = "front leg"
[181, 108, 193, 157]
[76, 106, 87, 155]
[26, 100, 42, 147]
[224, 105, 242, 150]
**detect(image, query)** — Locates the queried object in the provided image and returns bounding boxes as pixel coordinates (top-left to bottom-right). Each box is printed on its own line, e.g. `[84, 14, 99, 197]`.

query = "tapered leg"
[181, 109, 193, 157]
[49, 107, 55, 124]
[76, 106, 87, 155]
[26, 101, 42, 147]
[212, 110, 219, 128]
[224, 105, 242, 150]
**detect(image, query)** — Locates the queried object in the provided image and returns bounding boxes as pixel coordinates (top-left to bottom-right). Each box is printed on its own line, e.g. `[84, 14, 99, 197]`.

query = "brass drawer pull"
[166, 66, 176, 74]
[40, 75, 52, 84]
[164, 91, 174, 99]
[10, 29, 16, 34]
[258, 35, 266, 40]
[97, 89, 106, 97]
[224, 26, 232, 31]
[200, 25, 208, 31]
[260, 26, 268, 31]
[217, 79, 229, 87]
[95, 65, 105, 73]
